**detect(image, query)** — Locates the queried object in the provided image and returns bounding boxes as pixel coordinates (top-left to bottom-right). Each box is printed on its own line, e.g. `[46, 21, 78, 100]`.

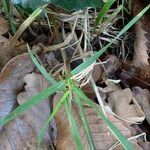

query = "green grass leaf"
[38, 90, 70, 146]
[95, 0, 116, 26]
[28, 45, 57, 85]
[0, 80, 65, 127]
[51, 0, 103, 11]
[2, 0, 16, 34]
[65, 96, 83, 149]
[116, 4, 150, 38]
[12, 0, 104, 11]
[74, 94, 94, 150]
[73, 84, 135, 150]
[71, 4, 150, 75]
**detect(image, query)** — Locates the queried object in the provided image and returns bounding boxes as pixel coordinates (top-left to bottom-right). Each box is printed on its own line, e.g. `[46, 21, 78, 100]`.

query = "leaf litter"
[0, 0, 150, 149]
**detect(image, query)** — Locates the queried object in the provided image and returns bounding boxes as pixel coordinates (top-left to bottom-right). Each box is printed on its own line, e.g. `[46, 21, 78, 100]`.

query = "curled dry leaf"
[132, 86, 150, 125]
[53, 94, 141, 150]
[0, 53, 35, 131]
[132, 0, 150, 68]
[108, 88, 145, 124]
[0, 16, 9, 35]
[17, 73, 57, 145]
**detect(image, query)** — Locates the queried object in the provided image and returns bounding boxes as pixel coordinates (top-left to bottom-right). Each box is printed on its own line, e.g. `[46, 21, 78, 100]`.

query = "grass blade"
[10, 4, 47, 45]
[73, 84, 135, 150]
[71, 43, 111, 75]
[65, 96, 83, 150]
[95, 0, 116, 26]
[28, 45, 57, 85]
[116, 4, 150, 38]
[74, 94, 94, 150]
[38, 90, 70, 146]
[71, 4, 150, 75]
[2, 0, 16, 34]
[0, 80, 65, 127]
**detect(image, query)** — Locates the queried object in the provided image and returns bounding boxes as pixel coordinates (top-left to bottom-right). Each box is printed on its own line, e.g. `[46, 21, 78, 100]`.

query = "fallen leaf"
[0, 16, 9, 35]
[132, 86, 150, 125]
[138, 141, 150, 150]
[132, 0, 150, 69]
[53, 94, 142, 149]
[0, 53, 35, 131]
[103, 55, 121, 79]
[0, 117, 50, 150]
[0, 35, 10, 69]
[120, 69, 150, 91]
[108, 88, 145, 124]
[17, 73, 57, 144]
[131, 124, 150, 150]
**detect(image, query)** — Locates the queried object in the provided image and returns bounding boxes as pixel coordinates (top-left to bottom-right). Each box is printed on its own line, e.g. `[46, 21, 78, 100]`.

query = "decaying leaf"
[0, 117, 50, 150]
[0, 53, 35, 131]
[0, 16, 9, 35]
[138, 141, 150, 150]
[132, 0, 150, 69]
[0, 35, 10, 69]
[132, 86, 150, 125]
[108, 88, 145, 123]
[0, 35, 28, 70]
[103, 55, 121, 79]
[53, 94, 141, 150]
[17, 73, 57, 144]
[0, 72, 57, 149]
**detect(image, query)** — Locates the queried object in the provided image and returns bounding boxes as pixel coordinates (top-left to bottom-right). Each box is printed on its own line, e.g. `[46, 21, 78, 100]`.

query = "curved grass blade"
[38, 90, 70, 146]
[71, 4, 150, 75]
[73, 84, 135, 150]
[65, 96, 83, 150]
[0, 80, 65, 127]
[74, 94, 95, 150]
[116, 4, 150, 38]
[95, 0, 116, 26]
[10, 4, 47, 45]
[28, 45, 57, 85]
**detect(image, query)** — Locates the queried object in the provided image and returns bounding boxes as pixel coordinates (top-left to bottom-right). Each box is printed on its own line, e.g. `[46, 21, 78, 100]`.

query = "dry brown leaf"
[0, 16, 9, 35]
[17, 73, 57, 144]
[53, 94, 141, 150]
[132, 86, 150, 125]
[108, 88, 145, 123]
[0, 53, 35, 131]
[132, 0, 150, 68]
[103, 55, 121, 78]
[138, 141, 150, 150]
[0, 117, 50, 150]
[0, 35, 10, 69]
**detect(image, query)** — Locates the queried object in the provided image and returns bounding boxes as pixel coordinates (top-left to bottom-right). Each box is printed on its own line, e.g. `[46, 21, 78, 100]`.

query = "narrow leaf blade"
[0, 81, 65, 126]
[38, 90, 70, 145]
[73, 85, 135, 150]
[65, 97, 83, 149]
[74, 94, 94, 150]
[71, 4, 150, 75]
[28, 46, 57, 85]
